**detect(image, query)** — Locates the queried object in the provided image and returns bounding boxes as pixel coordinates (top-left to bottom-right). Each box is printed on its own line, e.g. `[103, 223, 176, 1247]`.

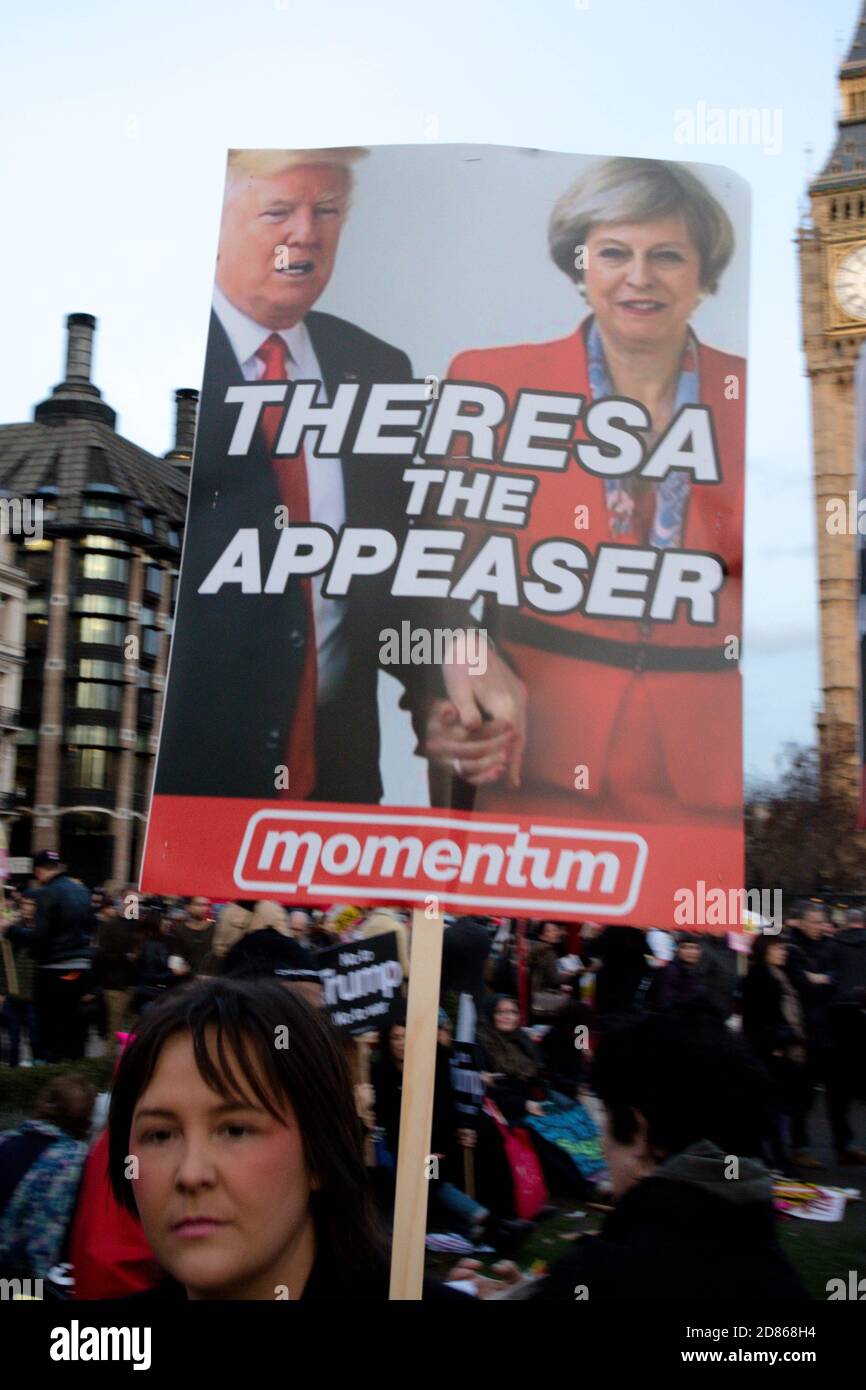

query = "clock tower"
[798, 1, 866, 796]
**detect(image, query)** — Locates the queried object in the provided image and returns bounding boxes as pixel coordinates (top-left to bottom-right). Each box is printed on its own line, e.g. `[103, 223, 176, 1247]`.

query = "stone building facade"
[0, 313, 193, 886]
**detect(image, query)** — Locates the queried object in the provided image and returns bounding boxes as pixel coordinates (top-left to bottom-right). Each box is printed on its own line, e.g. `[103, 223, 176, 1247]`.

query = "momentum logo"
[234, 809, 647, 916]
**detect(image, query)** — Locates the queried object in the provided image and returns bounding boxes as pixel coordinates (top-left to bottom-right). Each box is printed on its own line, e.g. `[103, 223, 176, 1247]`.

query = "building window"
[64, 747, 113, 789]
[83, 500, 126, 522]
[65, 724, 120, 747]
[74, 682, 123, 712]
[82, 535, 130, 553]
[78, 658, 125, 680]
[142, 628, 161, 658]
[74, 594, 128, 617]
[145, 565, 163, 596]
[22, 547, 53, 587]
[138, 688, 155, 723]
[141, 514, 155, 536]
[168, 529, 181, 548]
[77, 617, 125, 647]
[81, 553, 130, 584]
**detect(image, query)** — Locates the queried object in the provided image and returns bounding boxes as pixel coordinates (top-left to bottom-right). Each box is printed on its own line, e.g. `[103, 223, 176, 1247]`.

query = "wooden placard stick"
[388, 905, 445, 1301]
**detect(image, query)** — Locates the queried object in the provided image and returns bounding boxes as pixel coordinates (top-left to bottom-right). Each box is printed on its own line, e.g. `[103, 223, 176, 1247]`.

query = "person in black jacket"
[785, 901, 843, 1168]
[130, 909, 181, 1017]
[450, 1015, 809, 1301]
[442, 916, 491, 1011]
[656, 934, 711, 1015]
[93, 896, 137, 1050]
[529, 1016, 808, 1300]
[742, 935, 808, 1173]
[9, 851, 94, 1062]
[591, 925, 648, 1025]
[371, 1010, 489, 1239]
[825, 908, 866, 1163]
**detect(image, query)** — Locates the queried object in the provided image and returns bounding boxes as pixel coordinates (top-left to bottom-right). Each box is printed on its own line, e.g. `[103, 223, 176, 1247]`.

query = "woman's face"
[766, 941, 787, 968]
[493, 1000, 521, 1033]
[583, 213, 703, 350]
[389, 1025, 406, 1064]
[541, 922, 561, 945]
[129, 1030, 317, 1300]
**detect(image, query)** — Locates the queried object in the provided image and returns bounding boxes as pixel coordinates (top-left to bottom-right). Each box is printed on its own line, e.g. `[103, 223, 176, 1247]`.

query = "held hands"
[424, 646, 527, 788]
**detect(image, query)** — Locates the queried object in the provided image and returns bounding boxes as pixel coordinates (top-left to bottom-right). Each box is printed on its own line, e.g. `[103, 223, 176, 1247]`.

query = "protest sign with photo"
[141, 143, 749, 926]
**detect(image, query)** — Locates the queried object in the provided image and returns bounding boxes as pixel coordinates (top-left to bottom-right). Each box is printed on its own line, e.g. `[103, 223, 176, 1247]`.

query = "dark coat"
[741, 966, 802, 1063]
[657, 958, 709, 1013]
[26, 873, 93, 968]
[131, 939, 175, 1011]
[786, 929, 839, 1039]
[166, 920, 216, 977]
[442, 917, 490, 1003]
[93, 915, 137, 991]
[832, 927, 866, 1003]
[155, 309, 429, 803]
[372, 1044, 457, 1162]
[531, 1157, 810, 1301]
[477, 1025, 544, 1122]
[593, 926, 648, 1018]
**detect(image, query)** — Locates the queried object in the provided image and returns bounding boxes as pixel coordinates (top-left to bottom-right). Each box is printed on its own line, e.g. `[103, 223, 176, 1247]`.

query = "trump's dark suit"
[155, 309, 425, 802]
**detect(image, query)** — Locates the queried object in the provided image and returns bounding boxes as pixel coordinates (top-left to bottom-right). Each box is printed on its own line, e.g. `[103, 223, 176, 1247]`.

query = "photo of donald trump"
[155, 147, 523, 806]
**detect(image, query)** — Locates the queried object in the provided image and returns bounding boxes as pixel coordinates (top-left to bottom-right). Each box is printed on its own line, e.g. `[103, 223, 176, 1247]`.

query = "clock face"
[834, 245, 866, 320]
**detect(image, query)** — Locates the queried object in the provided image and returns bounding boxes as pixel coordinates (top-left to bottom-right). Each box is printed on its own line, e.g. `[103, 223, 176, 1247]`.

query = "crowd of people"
[0, 858, 864, 1301]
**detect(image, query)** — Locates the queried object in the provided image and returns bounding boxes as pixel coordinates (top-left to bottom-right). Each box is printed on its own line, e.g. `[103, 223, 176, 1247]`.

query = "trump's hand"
[424, 700, 514, 786]
[440, 646, 527, 788]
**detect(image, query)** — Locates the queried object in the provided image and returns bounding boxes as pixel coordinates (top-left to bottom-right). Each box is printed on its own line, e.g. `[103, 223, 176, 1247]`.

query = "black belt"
[501, 611, 736, 673]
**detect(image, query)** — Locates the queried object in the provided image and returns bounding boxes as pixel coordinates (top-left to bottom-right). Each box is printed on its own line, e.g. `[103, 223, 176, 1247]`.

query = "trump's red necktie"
[256, 332, 317, 798]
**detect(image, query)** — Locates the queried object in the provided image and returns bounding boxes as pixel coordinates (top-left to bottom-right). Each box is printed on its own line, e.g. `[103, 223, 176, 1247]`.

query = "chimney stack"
[34, 312, 116, 428]
[64, 312, 96, 382]
[165, 388, 199, 464]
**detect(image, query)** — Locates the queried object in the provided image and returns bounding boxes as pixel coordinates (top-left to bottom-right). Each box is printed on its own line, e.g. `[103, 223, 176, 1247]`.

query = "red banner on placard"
[143, 795, 740, 927]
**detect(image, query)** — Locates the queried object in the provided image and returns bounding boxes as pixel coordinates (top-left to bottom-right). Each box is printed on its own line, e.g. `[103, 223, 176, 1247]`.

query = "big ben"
[799, 1, 866, 797]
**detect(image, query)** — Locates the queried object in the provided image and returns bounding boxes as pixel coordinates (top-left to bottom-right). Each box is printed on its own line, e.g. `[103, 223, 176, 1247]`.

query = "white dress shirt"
[213, 284, 348, 702]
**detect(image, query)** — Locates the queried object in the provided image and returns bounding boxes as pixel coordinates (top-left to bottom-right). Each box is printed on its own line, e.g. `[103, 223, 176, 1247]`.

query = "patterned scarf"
[585, 316, 700, 548]
[769, 964, 806, 1065]
[478, 1020, 541, 1083]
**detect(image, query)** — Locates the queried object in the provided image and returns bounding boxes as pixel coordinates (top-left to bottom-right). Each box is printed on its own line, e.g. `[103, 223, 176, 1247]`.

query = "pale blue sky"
[1, 0, 861, 784]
